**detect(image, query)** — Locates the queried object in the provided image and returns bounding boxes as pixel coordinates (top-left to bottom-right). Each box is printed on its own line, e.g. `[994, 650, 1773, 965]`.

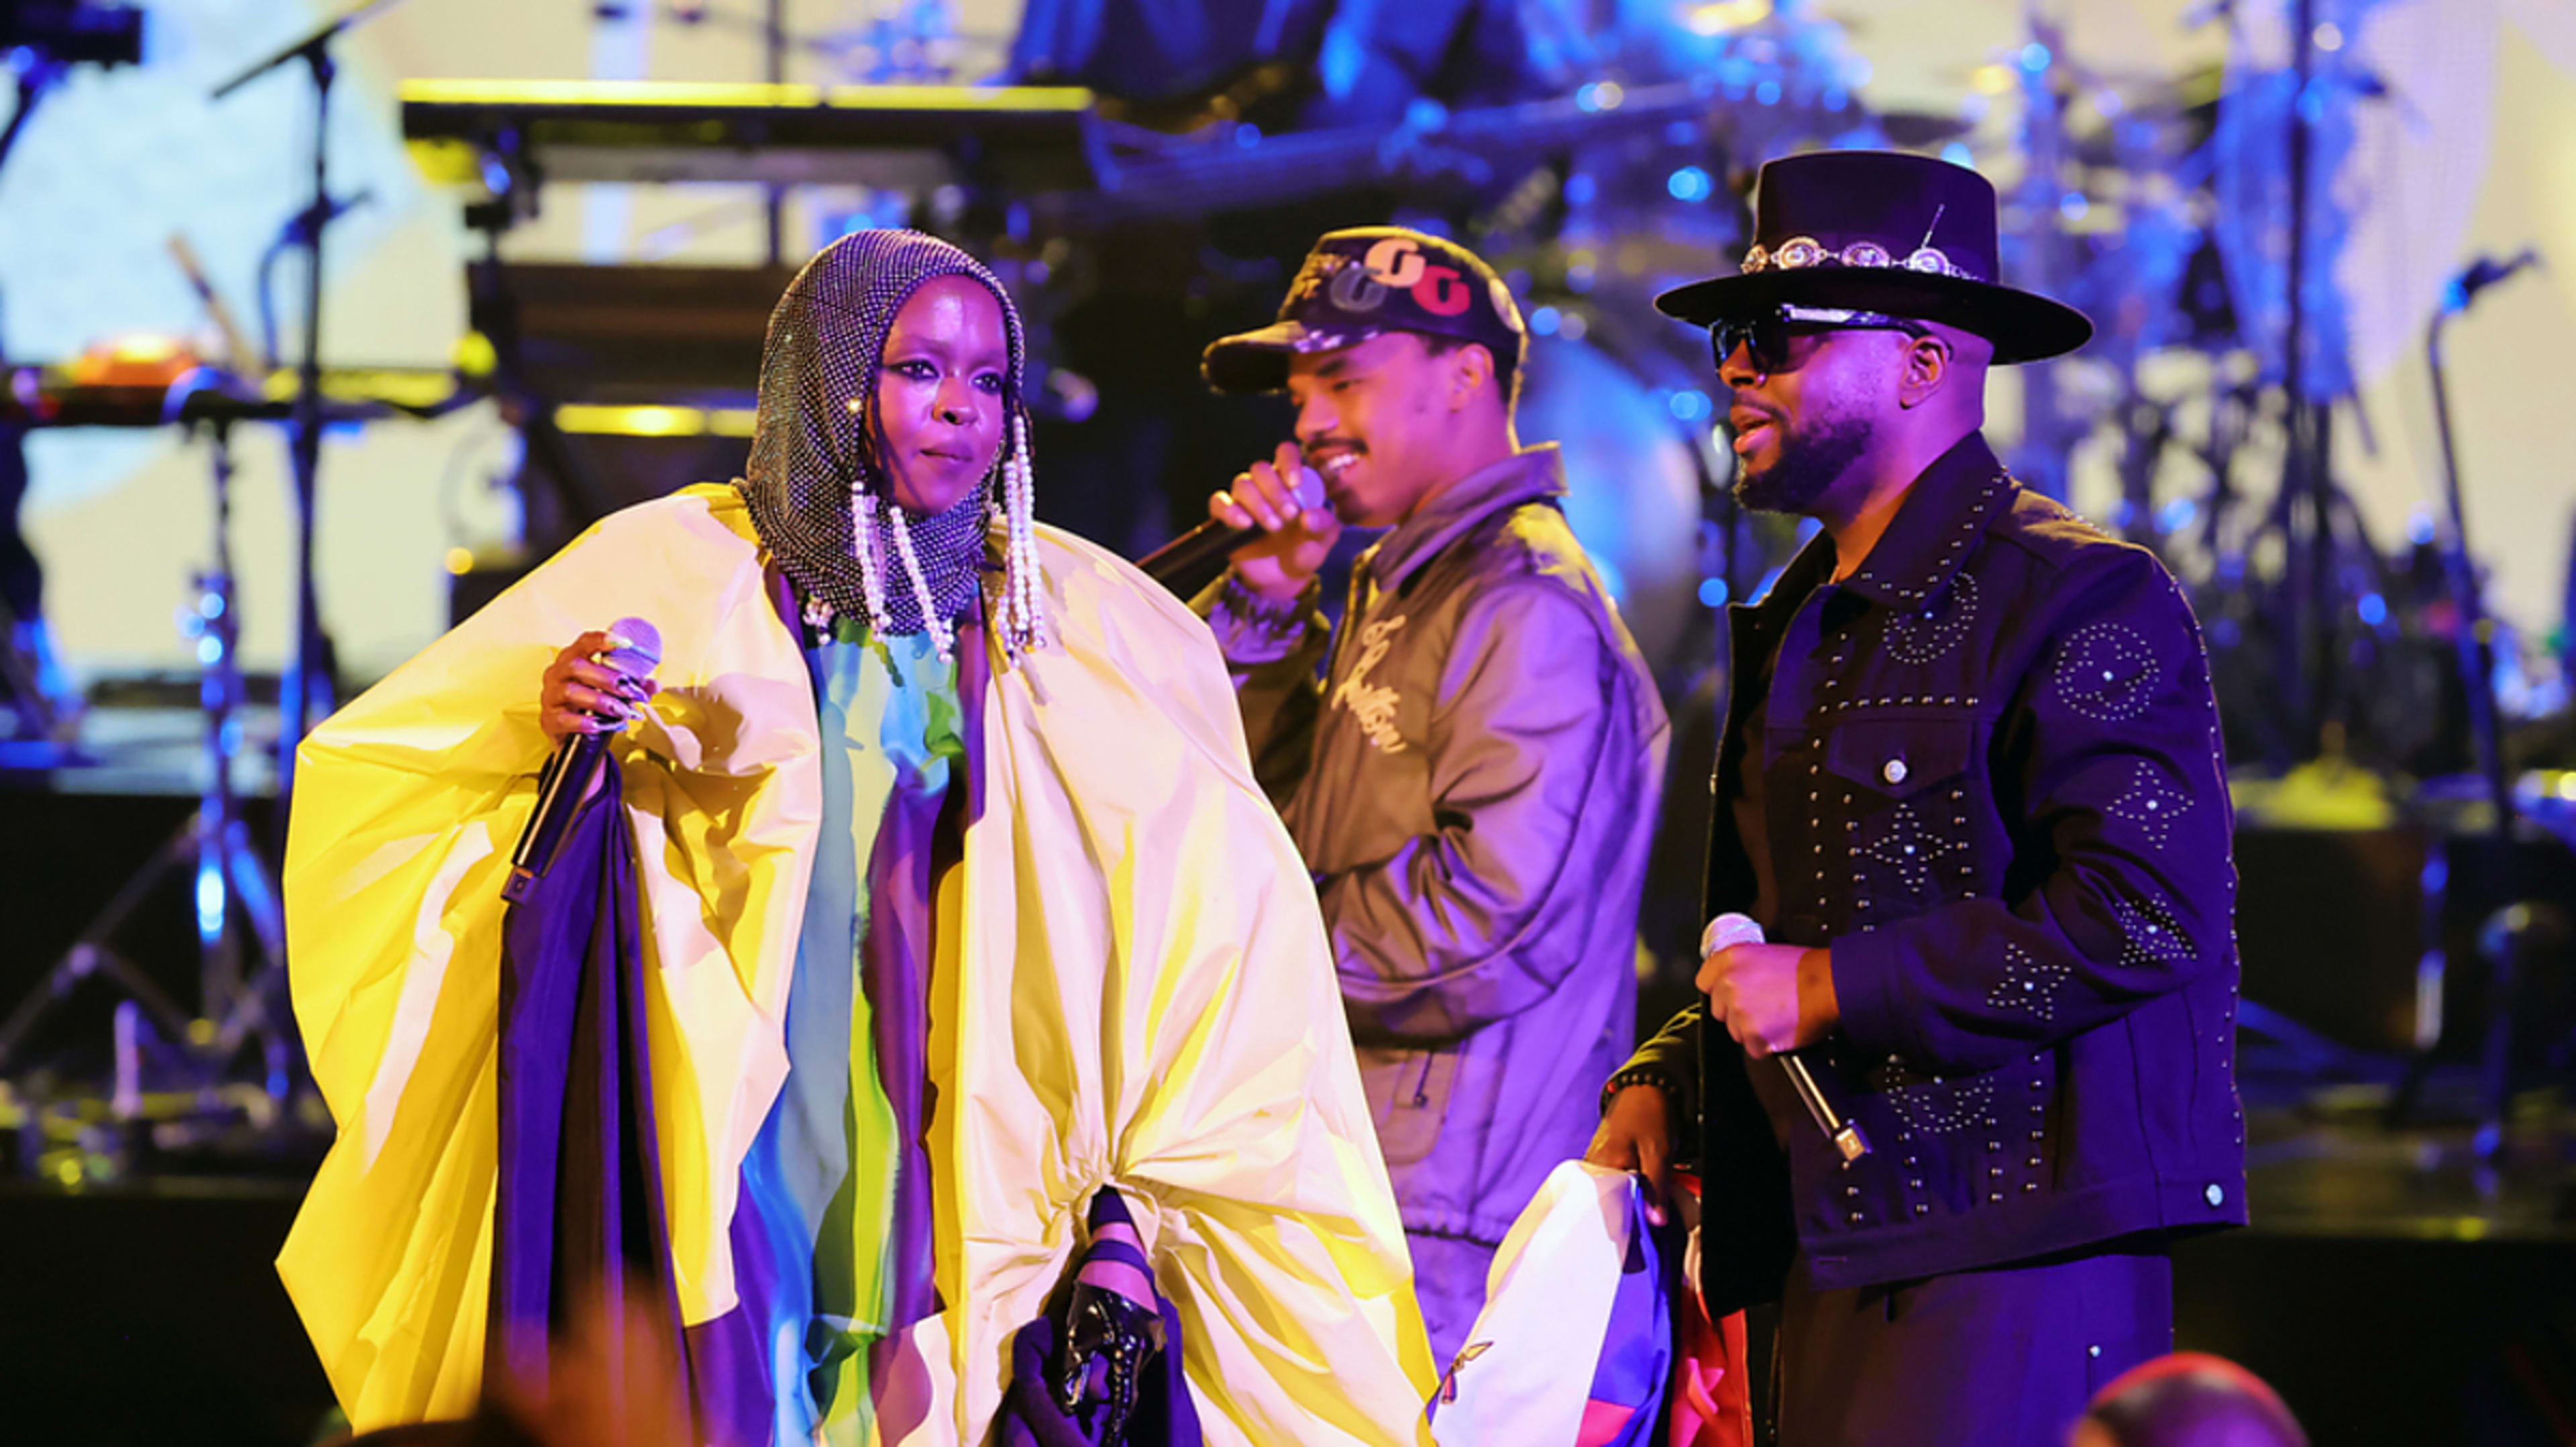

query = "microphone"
[502, 619, 661, 904]
[1136, 465, 1330, 596]
[2442, 250, 2541, 315]
[1702, 914, 1872, 1162]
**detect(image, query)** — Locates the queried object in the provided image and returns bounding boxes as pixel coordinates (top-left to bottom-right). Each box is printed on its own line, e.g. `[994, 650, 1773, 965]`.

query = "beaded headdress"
[737, 229, 1045, 661]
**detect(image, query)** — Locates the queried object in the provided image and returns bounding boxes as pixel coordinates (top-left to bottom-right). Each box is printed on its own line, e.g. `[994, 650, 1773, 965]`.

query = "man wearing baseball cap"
[1193, 225, 1670, 1363]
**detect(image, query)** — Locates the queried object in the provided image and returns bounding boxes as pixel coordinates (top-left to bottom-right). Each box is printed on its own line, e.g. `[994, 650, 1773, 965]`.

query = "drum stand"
[0, 416, 293, 1128]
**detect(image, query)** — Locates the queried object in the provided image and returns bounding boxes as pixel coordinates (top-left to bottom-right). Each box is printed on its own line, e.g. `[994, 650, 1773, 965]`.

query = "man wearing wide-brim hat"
[1587, 150, 2247, 1444]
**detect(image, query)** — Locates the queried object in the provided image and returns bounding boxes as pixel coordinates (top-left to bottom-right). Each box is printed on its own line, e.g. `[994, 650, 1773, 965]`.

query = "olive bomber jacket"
[1197, 443, 1671, 1246]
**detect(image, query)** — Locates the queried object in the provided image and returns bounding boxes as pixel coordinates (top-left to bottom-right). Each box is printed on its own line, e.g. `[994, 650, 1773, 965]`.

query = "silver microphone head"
[1289, 466, 1328, 514]
[602, 618, 662, 677]
[1700, 912, 1766, 958]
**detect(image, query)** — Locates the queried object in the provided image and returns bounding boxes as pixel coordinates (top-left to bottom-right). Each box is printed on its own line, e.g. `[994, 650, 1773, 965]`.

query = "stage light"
[196, 861, 227, 943]
[2020, 42, 2053, 73]
[557, 404, 699, 436]
[1698, 578, 1731, 608]
[1530, 306, 1562, 336]
[1942, 142, 1974, 167]
[1575, 82, 1625, 114]
[1684, 0, 1772, 35]
[1667, 165, 1713, 203]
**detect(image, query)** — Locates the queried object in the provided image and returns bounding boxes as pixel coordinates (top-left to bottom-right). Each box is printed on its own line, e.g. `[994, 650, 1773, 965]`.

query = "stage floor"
[5, 704, 2573, 1444]
[0, 1095, 2567, 1447]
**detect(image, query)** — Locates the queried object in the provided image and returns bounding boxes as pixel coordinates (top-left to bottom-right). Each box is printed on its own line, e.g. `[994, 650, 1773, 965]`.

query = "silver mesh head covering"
[737, 229, 1033, 646]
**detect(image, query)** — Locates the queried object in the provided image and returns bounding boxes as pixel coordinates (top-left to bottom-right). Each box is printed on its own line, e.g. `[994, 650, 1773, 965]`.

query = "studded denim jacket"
[1626, 431, 2247, 1309]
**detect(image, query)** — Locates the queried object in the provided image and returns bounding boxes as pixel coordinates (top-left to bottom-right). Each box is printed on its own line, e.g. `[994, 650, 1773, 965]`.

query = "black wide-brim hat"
[1656, 150, 2093, 366]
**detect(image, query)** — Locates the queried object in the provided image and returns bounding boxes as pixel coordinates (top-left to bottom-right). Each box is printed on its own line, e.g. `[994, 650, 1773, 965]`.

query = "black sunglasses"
[1709, 305, 1933, 373]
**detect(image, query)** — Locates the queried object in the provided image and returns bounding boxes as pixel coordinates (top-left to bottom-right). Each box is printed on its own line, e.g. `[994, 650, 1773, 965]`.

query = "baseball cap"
[1201, 227, 1528, 394]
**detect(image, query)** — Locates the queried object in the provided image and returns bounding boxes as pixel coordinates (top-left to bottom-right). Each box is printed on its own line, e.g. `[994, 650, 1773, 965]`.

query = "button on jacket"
[1623, 431, 2245, 1312]
[1199, 444, 1671, 1246]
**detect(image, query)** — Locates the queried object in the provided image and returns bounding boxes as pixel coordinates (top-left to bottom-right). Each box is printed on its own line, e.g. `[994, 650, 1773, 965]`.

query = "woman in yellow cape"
[278, 231, 1436, 1444]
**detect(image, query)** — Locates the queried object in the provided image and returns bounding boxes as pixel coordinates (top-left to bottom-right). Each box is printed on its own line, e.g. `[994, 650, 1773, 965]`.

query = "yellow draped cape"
[278, 484, 1436, 1443]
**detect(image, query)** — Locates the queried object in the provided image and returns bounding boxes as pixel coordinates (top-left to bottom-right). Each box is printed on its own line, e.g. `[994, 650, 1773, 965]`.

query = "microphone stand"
[2422, 265, 2532, 1160]
[211, 0, 414, 806]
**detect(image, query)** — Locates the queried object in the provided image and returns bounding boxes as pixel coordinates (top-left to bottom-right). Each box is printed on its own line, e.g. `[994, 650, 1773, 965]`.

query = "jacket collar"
[1833, 430, 2017, 610]
[1365, 443, 1568, 592]
[1738, 429, 2015, 637]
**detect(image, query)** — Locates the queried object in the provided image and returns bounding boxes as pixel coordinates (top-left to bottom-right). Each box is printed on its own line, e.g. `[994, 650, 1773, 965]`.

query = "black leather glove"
[1053, 1276, 1165, 1441]
[1051, 1191, 1165, 1444]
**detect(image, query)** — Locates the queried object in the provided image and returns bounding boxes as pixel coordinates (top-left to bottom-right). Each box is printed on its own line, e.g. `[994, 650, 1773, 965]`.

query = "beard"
[1731, 406, 1876, 515]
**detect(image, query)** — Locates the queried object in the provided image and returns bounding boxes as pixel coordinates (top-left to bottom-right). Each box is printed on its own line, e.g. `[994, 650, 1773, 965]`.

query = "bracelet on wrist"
[1220, 572, 1313, 646]
[1221, 571, 1308, 621]
[1601, 1065, 1680, 1115]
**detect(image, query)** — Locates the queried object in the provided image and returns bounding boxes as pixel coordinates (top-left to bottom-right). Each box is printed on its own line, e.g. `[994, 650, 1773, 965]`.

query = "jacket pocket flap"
[1823, 716, 1975, 798]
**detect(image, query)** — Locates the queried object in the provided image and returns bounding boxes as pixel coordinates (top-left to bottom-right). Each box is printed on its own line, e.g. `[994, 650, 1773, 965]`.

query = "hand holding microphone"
[540, 627, 661, 743]
[508, 620, 662, 903]
[1142, 441, 1340, 597]
[1700, 914, 1871, 1161]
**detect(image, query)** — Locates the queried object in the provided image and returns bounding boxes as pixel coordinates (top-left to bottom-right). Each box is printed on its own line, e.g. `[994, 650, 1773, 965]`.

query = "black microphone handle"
[500, 618, 661, 904]
[502, 727, 609, 904]
[1136, 519, 1266, 597]
[1138, 464, 1330, 596]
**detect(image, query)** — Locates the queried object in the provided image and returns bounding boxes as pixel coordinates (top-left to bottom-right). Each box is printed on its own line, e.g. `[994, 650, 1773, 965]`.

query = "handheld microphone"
[502, 619, 661, 904]
[1136, 466, 1330, 596]
[1703, 914, 1872, 1162]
